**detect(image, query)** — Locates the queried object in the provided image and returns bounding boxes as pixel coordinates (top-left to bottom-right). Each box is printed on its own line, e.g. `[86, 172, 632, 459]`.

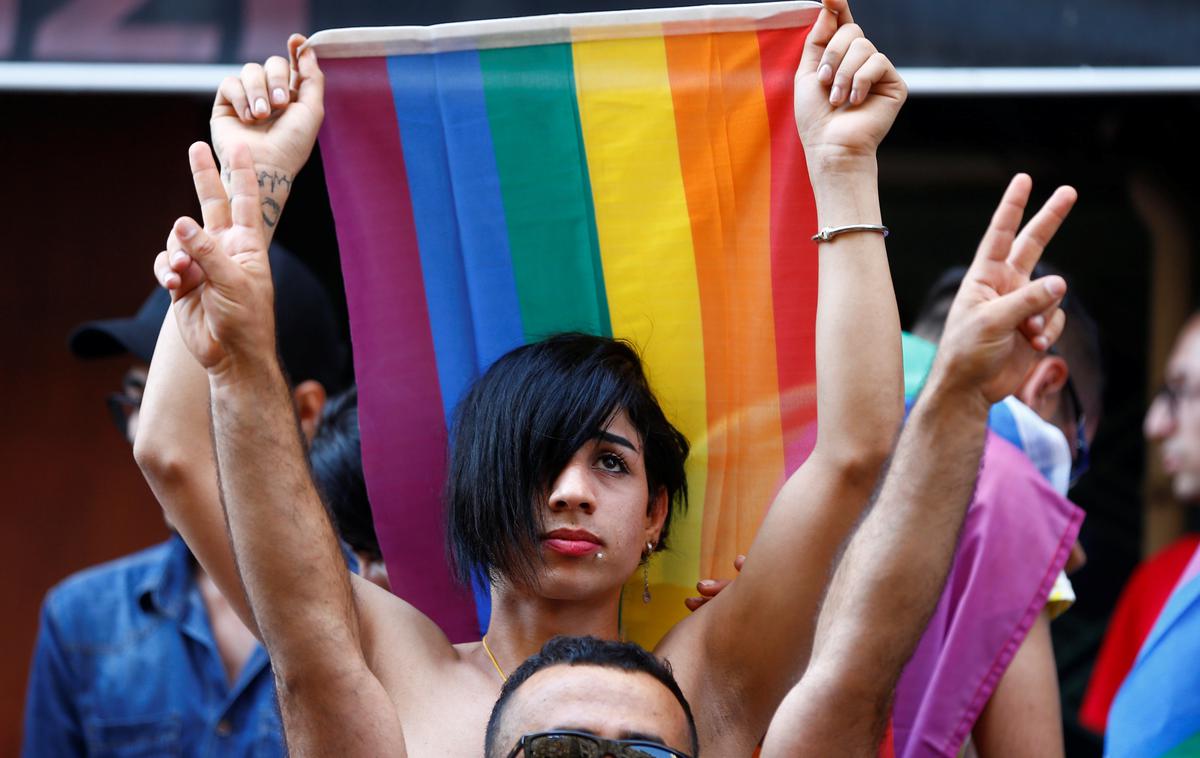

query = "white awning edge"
[2, 62, 1199, 96]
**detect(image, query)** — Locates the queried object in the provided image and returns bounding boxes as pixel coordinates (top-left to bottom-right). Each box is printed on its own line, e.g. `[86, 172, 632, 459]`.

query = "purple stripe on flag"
[320, 56, 478, 642]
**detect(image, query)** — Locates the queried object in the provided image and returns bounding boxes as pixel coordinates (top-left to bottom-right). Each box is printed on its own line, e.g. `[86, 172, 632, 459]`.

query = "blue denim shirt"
[22, 535, 284, 757]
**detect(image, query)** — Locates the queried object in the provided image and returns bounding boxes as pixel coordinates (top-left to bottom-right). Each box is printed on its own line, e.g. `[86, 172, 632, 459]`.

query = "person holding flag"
[136, 1, 936, 754]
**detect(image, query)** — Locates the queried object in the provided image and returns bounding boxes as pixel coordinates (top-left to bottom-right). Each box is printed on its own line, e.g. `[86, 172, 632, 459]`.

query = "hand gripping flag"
[310, 1, 823, 646]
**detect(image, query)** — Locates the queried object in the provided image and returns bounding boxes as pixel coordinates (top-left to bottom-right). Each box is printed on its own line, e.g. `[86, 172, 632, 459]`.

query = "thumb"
[172, 217, 238, 286]
[987, 275, 1066, 333]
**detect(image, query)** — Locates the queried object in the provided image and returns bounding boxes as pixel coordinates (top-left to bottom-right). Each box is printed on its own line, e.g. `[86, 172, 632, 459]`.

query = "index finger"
[188, 142, 231, 230]
[975, 173, 1032, 265]
[225, 143, 263, 230]
[1008, 185, 1078, 276]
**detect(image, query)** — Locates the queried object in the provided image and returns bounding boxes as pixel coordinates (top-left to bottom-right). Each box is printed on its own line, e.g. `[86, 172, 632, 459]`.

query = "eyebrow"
[619, 730, 668, 743]
[596, 431, 638, 452]
[554, 726, 668, 744]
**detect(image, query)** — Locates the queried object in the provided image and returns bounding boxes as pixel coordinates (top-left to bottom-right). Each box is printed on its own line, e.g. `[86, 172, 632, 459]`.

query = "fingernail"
[272, 87, 286, 104]
[1030, 315, 1045, 332]
[698, 580, 715, 589]
[818, 63, 833, 82]
[1045, 277, 1066, 296]
[850, 87, 860, 104]
[253, 97, 269, 116]
[829, 84, 843, 103]
[171, 250, 188, 265]
[177, 223, 195, 240]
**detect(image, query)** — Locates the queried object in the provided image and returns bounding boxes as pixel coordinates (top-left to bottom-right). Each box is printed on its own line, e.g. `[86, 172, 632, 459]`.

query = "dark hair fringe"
[484, 635, 699, 758]
[445, 333, 689, 589]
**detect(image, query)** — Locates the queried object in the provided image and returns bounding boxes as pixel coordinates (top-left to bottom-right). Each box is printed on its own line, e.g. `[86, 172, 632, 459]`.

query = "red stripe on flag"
[757, 27, 820, 474]
[320, 56, 478, 641]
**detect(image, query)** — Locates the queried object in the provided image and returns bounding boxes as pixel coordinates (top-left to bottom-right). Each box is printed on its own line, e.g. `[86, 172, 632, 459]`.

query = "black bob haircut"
[484, 635, 700, 758]
[446, 333, 690, 588]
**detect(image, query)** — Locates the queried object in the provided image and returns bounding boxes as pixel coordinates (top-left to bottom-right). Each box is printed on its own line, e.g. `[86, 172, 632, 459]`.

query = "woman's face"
[532, 410, 667, 601]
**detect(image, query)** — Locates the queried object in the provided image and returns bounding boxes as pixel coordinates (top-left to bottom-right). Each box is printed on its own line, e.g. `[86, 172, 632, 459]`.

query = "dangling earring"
[642, 541, 654, 604]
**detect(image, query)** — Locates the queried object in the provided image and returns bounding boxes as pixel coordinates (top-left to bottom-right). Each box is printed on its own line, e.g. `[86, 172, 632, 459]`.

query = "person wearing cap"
[22, 244, 350, 757]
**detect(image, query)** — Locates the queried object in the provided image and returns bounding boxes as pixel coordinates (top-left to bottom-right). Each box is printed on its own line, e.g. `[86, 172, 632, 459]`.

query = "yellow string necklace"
[481, 635, 508, 682]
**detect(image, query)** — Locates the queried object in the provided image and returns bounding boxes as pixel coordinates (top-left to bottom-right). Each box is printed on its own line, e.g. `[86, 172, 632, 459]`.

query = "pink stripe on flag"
[320, 56, 478, 641]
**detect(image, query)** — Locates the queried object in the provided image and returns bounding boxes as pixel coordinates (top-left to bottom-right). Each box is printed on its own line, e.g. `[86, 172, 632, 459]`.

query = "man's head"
[445, 334, 689, 596]
[309, 385, 389, 589]
[1145, 314, 1200, 501]
[70, 244, 349, 444]
[912, 264, 1103, 465]
[485, 636, 697, 758]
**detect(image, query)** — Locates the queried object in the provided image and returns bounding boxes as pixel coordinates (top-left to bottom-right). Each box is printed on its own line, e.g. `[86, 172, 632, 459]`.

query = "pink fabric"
[1174, 543, 1200, 596]
[892, 432, 1085, 758]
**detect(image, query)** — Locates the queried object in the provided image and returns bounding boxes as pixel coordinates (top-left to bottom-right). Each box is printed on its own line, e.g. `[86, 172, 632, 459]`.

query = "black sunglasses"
[506, 730, 692, 758]
[106, 391, 142, 440]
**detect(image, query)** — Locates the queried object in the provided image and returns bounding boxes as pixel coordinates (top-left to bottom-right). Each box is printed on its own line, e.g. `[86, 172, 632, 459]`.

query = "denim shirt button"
[216, 719, 233, 737]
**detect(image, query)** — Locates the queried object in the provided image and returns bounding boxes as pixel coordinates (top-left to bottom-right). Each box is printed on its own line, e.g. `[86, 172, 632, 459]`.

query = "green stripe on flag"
[479, 43, 611, 340]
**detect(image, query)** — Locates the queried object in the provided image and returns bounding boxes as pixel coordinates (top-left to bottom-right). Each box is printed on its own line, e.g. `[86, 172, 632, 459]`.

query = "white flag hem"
[306, 2, 821, 59]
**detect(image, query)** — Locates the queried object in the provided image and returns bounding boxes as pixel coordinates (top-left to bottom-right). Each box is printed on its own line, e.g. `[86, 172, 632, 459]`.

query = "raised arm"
[762, 175, 1077, 756]
[660, 0, 906, 729]
[153, 142, 408, 755]
[134, 37, 326, 633]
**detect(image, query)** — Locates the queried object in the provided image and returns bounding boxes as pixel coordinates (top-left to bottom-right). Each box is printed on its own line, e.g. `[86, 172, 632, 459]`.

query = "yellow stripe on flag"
[572, 32, 708, 647]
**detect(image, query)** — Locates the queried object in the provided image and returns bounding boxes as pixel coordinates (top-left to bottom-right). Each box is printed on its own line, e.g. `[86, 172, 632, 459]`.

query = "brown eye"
[597, 452, 628, 473]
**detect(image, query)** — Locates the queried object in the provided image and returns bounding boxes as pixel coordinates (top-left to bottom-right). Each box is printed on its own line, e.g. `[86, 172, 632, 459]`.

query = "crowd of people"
[20, 0, 1200, 755]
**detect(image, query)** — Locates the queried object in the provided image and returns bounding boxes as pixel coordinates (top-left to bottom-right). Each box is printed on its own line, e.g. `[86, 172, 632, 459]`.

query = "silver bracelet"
[811, 224, 889, 242]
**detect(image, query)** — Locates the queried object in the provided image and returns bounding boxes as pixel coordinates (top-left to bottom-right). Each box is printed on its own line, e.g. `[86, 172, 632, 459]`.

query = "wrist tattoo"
[257, 170, 293, 193]
[262, 197, 281, 228]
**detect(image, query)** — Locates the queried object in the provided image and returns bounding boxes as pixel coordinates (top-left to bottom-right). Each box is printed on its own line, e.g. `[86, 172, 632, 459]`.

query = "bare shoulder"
[351, 575, 463, 688]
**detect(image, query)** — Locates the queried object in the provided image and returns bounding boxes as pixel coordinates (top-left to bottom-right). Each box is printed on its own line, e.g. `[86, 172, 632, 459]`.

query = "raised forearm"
[810, 163, 903, 477]
[806, 372, 989, 739]
[136, 308, 257, 633]
[209, 363, 362, 683]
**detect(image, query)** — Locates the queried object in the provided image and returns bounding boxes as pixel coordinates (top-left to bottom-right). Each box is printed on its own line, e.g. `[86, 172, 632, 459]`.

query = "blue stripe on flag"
[432, 49, 526, 372]
[387, 53, 479, 424]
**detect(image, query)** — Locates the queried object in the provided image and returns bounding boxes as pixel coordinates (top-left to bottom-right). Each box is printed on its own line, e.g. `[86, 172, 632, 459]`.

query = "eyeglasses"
[506, 730, 692, 758]
[106, 391, 141, 439]
[1061, 374, 1090, 486]
[1152, 381, 1200, 419]
[1046, 344, 1089, 486]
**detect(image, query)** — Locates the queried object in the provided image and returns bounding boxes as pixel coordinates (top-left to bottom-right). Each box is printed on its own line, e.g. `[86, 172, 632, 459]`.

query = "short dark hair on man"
[310, 386, 381, 561]
[910, 263, 1104, 422]
[484, 635, 699, 758]
[445, 333, 689, 588]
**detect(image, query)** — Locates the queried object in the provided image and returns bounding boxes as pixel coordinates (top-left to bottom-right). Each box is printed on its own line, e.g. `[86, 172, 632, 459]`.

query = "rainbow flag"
[310, 2, 822, 646]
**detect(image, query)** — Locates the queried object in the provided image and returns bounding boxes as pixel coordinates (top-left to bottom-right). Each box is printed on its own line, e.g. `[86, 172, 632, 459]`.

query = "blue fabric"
[1106, 572, 1200, 756]
[22, 536, 284, 757]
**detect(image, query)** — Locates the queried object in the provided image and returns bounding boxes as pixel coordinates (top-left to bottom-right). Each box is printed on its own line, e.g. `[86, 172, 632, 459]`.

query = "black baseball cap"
[68, 244, 349, 393]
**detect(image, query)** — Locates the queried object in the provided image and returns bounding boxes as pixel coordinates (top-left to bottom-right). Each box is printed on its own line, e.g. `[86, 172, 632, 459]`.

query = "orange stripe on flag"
[664, 30, 786, 580]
